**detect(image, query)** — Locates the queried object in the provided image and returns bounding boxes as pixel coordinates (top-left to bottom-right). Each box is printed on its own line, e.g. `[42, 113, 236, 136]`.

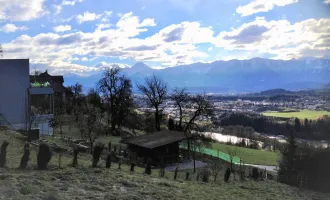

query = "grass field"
[262, 109, 330, 120]
[210, 143, 279, 166]
[0, 129, 329, 200]
[57, 123, 279, 166]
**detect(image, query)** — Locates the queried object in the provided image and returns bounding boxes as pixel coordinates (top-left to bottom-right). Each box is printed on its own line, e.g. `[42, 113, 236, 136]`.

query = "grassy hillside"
[0, 129, 329, 199]
[262, 110, 330, 120]
[210, 143, 279, 166]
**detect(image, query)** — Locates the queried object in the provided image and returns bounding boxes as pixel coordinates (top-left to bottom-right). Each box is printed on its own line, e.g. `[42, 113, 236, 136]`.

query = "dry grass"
[0, 129, 329, 200]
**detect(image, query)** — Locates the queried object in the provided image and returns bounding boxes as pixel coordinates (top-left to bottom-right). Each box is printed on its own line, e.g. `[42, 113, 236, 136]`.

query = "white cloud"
[5, 10, 329, 75]
[0, 0, 46, 21]
[208, 47, 213, 52]
[140, 18, 156, 27]
[151, 66, 167, 70]
[2, 13, 215, 73]
[76, 11, 102, 24]
[95, 62, 131, 69]
[236, 0, 298, 17]
[76, 11, 111, 24]
[81, 57, 89, 61]
[101, 11, 112, 22]
[53, 25, 71, 32]
[53, 0, 84, 14]
[116, 12, 156, 37]
[214, 17, 330, 59]
[0, 24, 28, 33]
[96, 24, 111, 31]
[324, 0, 330, 4]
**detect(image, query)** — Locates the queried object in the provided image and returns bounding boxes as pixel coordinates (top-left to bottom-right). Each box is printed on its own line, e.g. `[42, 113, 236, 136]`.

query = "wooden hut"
[125, 130, 188, 166]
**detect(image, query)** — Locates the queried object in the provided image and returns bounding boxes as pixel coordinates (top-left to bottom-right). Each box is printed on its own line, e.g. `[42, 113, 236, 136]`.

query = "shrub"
[168, 118, 175, 130]
[200, 168, 211, 183]
[19, 143, 30, 169]
[159, 167, 165, 177]
[108, 141, 111, 151]
[196, 171, 200, 181]
[118, 158, 122, 169]
[224, 168, 231, 182]
[72, 148, 79, 167]
[92, 143, 103, 168]
[37, 143, 52, 169]
[174, 165, 178, 180]
[0, 140, 9, 167]
[130, 163, 135, 172]
[185, 172, 190, 181]
[252, 167, 259, 180]
[106, 154, 111, 168]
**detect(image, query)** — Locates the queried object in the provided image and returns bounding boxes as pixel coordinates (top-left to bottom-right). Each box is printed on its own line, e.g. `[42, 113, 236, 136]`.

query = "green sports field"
[262, 109, 330, 120]
[181, 142, 279, 166]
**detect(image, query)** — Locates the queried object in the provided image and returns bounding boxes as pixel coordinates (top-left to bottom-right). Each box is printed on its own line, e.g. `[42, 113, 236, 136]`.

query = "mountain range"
[64, 58, 330, 93]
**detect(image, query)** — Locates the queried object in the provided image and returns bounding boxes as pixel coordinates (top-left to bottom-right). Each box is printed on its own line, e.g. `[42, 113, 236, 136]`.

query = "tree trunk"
[187, 138, 191, 159]
[155, 107, 160, 131]
[193, 154, 196, 173]
[90, 142, 93, 155]
[179, 105, 183, 130]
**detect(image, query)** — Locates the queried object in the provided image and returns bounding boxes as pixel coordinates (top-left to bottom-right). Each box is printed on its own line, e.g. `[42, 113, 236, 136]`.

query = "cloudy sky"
[0, 0, 329, 75]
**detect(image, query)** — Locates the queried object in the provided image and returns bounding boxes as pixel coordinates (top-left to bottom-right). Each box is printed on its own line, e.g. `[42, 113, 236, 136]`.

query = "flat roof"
[125, 130, 188, 149]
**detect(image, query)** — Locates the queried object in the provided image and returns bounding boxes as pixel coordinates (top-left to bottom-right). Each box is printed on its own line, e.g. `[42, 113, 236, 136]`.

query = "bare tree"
[137, 74, 167, 131]
[171, 87, 189, 130]
[98, 67, 133, 133]
[183, 93, 213, 157]
[77, 104, 103, 154]
[184, 93, 213, 133]
[190, 138, 203, 173]
[210, 158, 223, 182]
[98, 67, 120, 130]
[69, 83, 84, 123]
[49, 105, 65, 137]
[227, 147, 237, 172]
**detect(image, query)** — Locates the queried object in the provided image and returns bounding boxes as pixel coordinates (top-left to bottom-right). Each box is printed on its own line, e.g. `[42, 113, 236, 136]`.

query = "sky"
[0, 0, 330, 75]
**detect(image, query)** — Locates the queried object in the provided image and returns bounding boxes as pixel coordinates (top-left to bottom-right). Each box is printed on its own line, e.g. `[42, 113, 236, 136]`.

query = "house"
[125, 130, 189, 166]
[30, 70, 71, 106]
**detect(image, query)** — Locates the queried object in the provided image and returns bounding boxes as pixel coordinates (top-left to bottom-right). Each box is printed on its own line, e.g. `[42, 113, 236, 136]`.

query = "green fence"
[180, 144, 241, 164]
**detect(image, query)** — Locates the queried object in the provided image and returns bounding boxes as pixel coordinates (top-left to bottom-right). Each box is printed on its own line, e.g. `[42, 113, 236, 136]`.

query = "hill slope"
[0, 130, 329, 200]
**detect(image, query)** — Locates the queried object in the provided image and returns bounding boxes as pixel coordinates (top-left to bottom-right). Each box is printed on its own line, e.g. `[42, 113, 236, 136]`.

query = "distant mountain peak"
[132, 62, 150, 69]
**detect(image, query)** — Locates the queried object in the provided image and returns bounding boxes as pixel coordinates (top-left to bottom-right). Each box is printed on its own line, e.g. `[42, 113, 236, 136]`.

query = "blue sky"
[0, 0, 329, 75]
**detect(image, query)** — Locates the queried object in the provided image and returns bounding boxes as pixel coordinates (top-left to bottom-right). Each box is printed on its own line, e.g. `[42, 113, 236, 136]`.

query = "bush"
[224, 168, 231, 182]
[106, 154, 111, 168]
[168, 118, 175, 130]
[37, 143, 52, 169]
[185, 172, 190, 181]
[200, 168, 211, 183]
[108, 141, 111, 151]
[72, 148, 79, 167]
[0, 140, 9, 167]
[130, 163, 135, 172]
[174, 165, 178, 180]
[252, 167, 259, 180]
[92, 144, 103, 168]
[19, 143, 30, 169]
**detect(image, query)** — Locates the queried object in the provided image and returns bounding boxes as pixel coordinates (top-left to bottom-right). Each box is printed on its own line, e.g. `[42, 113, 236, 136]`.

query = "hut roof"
[125, 130, 188, 149]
